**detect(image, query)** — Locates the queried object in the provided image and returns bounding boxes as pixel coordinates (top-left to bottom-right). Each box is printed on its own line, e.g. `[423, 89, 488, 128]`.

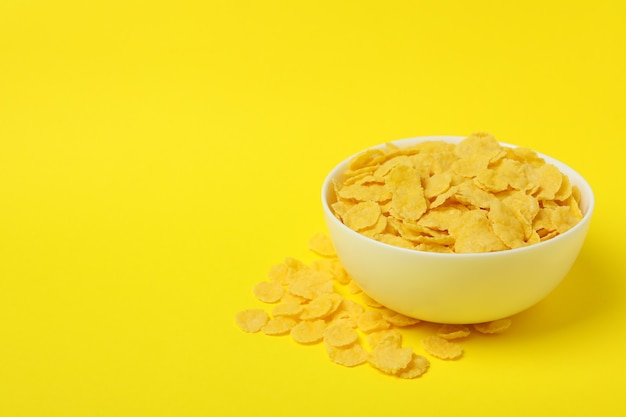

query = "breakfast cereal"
[330, 133, 583, 253]
[235, 233, 512, 379]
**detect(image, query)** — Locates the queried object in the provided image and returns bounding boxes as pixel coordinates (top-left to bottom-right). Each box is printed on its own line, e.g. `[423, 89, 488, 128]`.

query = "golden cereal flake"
[280, 292, 308, 305]
[424, 172, 452, 199]
[337, 183, 391, 203]
[436, 324, 471, 340]
[329, 299, 363, 327]
[326, 342, 369, 367]
[534, 163, 563, 200]
[368, 333, 414, 375]
[252, 281, 285, 303]
[347, 279, 363, 294]
[308, 232, 337, 257]
[235, 309, 269, 333]
[488, 199, 526, 249]
[374, 233, 416, 249]
[366, 329, 403, 349]
[343, 201, 382, 231]
[422, 335, 463, 360]
[473, 318, 512, 334]
[455, 132, 503, 161]
[311, 258, 350, 285]
[290, 319, 327, 344]
[262, 316, 298, 336]
[396, 353, 430, 379]
[300, 295, 334, 320]
[452, 209, 508, 253]
[380, 308, 421, 327]
[360, 292, 383, 308]
[324, 320, 359, 348]
[267, 263, 290, 285]
[386, 165, 428, 221]
[287, 269, 334, 300]
[357, 310, 391, 333]
[348, 148, 385, 171]
[271, 302, 304, 317]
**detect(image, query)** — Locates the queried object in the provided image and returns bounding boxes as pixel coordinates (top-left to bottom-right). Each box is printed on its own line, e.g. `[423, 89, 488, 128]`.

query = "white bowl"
[321, 136, 594, 324]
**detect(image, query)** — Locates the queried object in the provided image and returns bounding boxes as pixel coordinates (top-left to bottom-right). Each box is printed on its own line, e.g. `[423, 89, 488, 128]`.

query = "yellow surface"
[1, 1, 624, 415]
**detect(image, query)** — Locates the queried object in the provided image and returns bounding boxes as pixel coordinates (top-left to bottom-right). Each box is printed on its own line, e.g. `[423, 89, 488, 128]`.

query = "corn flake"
[308, 232, 337, 257]
[422, 335, 463, 360]
[473, 318, 512, 334]
[380, 308, 421, 327]
[235, 309, 269, 333]
[252, 281, 285, 303]
[326, 342, 369, 367]
[271, 302, 304, 317]
[368, 333, 414, 375]
[357, 310, 391, 333]
[436, 324, 471, 340]
[324, 320, 359, 347]
[262, 316, 298, 336]
[291, 319, 327, 344]
[396, 353, 430, 379]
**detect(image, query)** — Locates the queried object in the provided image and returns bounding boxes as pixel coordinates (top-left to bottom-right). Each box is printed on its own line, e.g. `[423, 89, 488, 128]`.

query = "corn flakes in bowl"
[321, 134, 594, 324]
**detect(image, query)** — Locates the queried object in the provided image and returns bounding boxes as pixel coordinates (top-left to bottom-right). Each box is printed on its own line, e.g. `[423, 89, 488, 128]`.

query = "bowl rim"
[321, 135, 595, 258]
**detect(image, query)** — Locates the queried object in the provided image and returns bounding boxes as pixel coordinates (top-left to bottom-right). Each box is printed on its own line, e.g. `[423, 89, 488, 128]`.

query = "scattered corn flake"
[300, 295, 334, 320]
[271, 302, 304, 317]
[235, 309, 269, 333]
[308, 232, 337, 257]
[347, 279, 363, 294]
[324, 320, 359, 347]
[360, 292, 383, 308]
[325, 342, 369, 367]
[291, 319, 327, 344]
[280, 292, 308, 305]
[436, 324, 471, 340]
[396, 353, 430, 379]
[311, 258, 350, 285]
[368, 333, 414, 375]
[237, 233, 516, 379]
[473, 318, 512, 334]
[326, 293, 344, 317]
[284, 256, 307, 272]
[252, 281, 285, 303]
[366, 329, 403, 349]
[267, 263, 290, 285]
[357, 310, 391, 333]
[380, 308, 421, 327]
[422, 335, 463, 360]
[262, 316, 298, 336]
[330, 299, 363, 326]
[288, 269, 334, 300]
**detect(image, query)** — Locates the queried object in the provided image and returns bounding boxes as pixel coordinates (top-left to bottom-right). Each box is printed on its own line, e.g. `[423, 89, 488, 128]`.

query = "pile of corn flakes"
[330, 133, 583, 253]
[235, 232, 511, 379]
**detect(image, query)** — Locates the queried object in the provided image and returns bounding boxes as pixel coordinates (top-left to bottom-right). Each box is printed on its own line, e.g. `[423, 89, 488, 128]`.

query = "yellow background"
[1, 1, 624, 415]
